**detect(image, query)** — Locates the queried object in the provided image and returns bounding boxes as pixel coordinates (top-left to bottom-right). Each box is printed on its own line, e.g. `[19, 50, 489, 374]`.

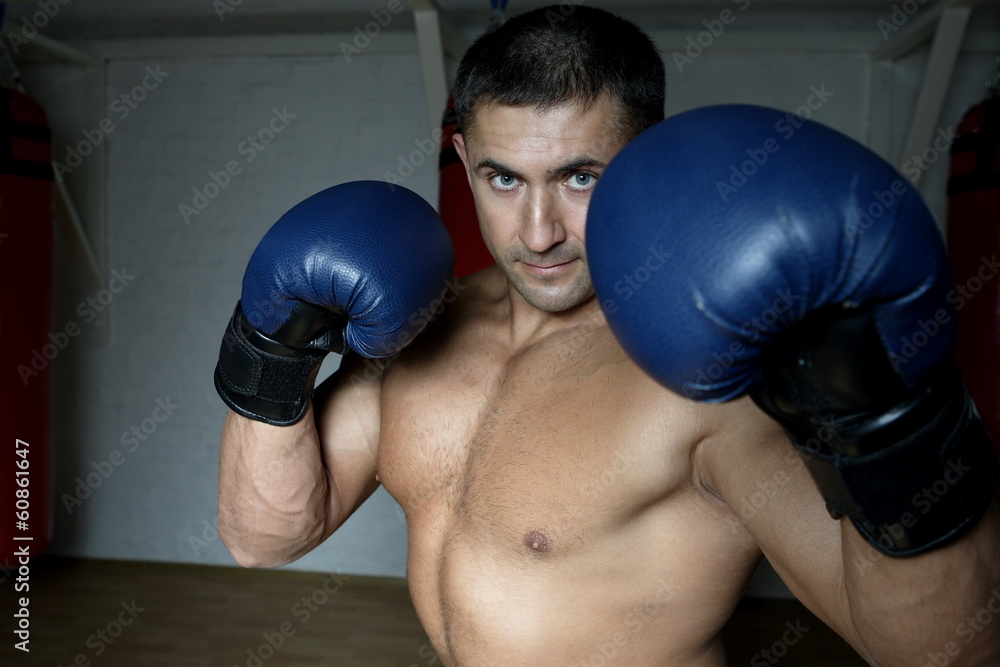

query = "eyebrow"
[473, 156, 608, 179]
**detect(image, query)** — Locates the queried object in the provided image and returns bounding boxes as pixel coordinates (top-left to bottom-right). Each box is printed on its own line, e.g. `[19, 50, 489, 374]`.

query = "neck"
[502, 279, 607, 349]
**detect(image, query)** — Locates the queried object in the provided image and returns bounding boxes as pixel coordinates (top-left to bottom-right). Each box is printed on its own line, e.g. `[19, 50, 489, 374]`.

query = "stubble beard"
[497, 245, 595, 313]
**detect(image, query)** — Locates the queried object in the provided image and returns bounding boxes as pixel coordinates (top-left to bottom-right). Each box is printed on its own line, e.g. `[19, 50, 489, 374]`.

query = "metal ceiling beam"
[897, 5, 970, 187]
[412, 0, 449, 137]
[410, 0, 469, 134]
[869, 0, 984, 188]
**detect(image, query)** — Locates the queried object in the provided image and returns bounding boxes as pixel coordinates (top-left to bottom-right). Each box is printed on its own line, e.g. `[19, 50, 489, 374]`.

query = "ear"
[452, 133, 474, 188]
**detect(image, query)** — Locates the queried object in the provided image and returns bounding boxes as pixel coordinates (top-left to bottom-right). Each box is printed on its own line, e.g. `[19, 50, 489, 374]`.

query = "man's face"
[453, 97, 628, 313]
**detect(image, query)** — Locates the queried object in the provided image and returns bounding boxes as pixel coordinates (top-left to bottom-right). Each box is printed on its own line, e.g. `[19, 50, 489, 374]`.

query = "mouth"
[520, 259, 578, 276]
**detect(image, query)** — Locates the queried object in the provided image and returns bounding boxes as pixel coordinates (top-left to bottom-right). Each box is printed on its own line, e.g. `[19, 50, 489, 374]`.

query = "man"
[214, 6, 1000, 665]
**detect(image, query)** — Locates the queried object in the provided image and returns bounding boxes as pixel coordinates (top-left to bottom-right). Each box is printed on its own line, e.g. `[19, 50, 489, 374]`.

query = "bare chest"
[376, 327, 692, 554]
[373, 317, 753, 665]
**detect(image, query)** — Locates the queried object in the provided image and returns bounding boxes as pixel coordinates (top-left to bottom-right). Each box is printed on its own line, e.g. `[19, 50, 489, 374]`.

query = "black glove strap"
[214, 303, 330, 426]
[756, 368, 998, 557]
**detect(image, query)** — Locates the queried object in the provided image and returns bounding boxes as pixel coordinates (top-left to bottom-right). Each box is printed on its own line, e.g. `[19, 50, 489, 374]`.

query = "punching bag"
[438, 93, 494, 277]
[0, 87, 55, 561]
[947, 93, 1000, 456]
[436, 3, 508, 277]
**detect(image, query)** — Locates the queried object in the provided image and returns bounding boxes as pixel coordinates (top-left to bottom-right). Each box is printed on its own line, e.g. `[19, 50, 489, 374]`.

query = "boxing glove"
[586, 104, 997, 556]
[215, 180, 454, 426]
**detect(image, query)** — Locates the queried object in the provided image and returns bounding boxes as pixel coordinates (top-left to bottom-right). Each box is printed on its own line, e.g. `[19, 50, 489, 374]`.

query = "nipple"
[523, 530, 551, 553]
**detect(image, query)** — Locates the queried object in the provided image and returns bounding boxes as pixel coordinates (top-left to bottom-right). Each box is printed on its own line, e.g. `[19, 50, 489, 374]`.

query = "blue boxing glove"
[586, 104, 997, 556]
[215, 181, 454, 426]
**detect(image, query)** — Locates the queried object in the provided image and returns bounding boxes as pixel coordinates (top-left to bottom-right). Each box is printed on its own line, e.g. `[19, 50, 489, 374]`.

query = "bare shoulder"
[696, 395, 855, 631]
[695, 396, 793, 501]
[696, 394, 833, 546]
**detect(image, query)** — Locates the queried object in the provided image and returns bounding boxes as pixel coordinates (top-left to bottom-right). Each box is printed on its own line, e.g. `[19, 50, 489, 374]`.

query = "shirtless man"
[214, 6, 1000, 665]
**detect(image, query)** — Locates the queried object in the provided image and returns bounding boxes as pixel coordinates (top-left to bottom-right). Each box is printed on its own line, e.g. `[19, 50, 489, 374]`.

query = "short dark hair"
[453, 5, 665, 141]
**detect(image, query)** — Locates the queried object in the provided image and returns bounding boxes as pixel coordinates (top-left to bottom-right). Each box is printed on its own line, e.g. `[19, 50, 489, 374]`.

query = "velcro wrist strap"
[214, 303, 328, 426]
[768, 370, 998, 557]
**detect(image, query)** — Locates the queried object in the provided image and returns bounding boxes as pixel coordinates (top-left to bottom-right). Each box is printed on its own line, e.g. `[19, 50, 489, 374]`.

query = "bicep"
[701, 397, 863, 648]
[313, 352, 385, 536]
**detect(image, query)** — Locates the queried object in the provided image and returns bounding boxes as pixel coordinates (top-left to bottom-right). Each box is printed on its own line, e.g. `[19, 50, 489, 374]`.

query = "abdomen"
[408, 496, 753, 667]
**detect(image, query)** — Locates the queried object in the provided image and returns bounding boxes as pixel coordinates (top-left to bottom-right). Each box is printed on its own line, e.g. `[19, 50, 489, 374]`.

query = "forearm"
[212, 180, 450, 566]
[218, 405, 331, 568]
[842, 501, 1000, 666]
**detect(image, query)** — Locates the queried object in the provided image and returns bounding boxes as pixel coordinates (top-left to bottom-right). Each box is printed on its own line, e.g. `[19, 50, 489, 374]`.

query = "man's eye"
[490, 174, 518, 190]
[568, 173, 596, 191]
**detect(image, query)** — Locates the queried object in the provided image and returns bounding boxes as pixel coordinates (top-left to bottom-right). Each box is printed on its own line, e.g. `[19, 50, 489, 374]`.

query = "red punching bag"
[438, 94, 494, 277]
[0, 87, 55, 562]
[947, 93, 1000, 456]
[437, 5, 507, 277]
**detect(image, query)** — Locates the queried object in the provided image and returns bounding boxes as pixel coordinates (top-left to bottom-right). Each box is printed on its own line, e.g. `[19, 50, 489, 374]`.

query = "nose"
[519, 186, 567, 254]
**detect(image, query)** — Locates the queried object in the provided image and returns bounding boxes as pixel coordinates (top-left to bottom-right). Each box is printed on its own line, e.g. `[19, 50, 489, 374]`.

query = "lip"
[521, 259, 577, 276]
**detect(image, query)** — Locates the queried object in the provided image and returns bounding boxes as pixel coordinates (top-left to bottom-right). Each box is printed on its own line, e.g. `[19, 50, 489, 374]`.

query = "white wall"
[16, 6, 1000, 584]
[25, 45, 437, 577]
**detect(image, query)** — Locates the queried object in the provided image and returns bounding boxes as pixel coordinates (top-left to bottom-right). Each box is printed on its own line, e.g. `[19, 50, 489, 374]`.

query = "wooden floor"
[0, 556, 867, 666]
